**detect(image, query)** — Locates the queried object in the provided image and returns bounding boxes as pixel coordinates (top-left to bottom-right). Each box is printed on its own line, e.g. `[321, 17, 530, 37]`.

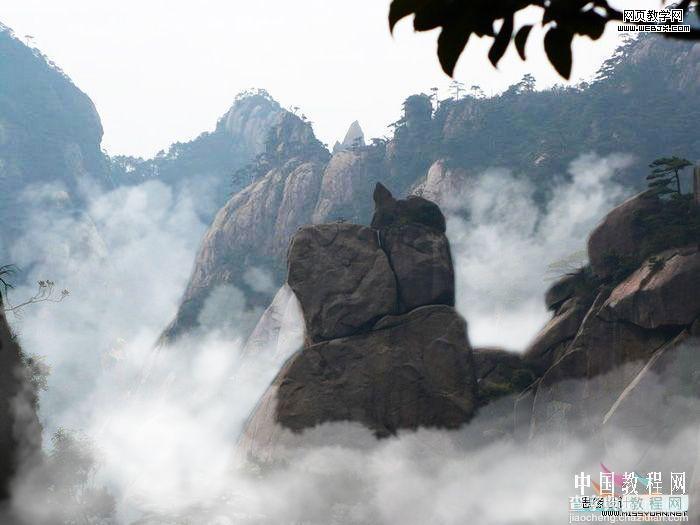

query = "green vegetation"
[635, 193, 700, 258]
[427, 35, 699, 202]
[0, 264, 15, 303]
[603, 159, 700, 284]
[43, 428, 116, 524]
[21, 354, 50, 398]
[647, 156, 693, 196]
[637, 156, 699, 262]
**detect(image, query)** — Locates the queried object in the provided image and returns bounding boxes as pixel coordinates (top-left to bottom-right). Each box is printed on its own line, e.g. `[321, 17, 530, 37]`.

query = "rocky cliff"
[0, 25, 111, 254]
[0, 305, 42, 506]
[158, 111, 330, 342]
[238, 186, 479, 458]
[514, 191, 700, 499]
[332, 120, 365, 153]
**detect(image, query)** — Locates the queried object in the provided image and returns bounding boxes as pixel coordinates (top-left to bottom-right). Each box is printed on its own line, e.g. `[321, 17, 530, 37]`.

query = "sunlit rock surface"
[600, 246, 700, 329]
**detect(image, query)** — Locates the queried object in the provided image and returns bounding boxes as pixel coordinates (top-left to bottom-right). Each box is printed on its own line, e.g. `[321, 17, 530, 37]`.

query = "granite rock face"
[371, 182, 446, 233]
[276, 306, 476, 437]
[587, 191, 660, 280]
[600, 246, 700, 329]
[380, 224, 455, 312]
[411, 159, 469, 207]
[520, 191, 700, 448]
[332, 120, 365, 153]
[239, 188, 477, 459]
[523, 296, 591, 375]
[158, 113, 330, 343]
[544, 269, 591, 311]
[287, 224, 398, 344]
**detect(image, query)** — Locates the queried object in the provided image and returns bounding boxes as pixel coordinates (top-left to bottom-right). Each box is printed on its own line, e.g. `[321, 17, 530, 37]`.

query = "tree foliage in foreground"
[389, 0, 700, 77]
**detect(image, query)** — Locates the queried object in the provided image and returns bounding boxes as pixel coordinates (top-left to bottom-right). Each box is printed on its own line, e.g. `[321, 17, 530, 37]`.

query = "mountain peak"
[333, 120, 365, 153]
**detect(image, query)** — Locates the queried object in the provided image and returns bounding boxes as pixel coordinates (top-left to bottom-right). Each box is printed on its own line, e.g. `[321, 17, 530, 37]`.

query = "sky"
[0, 0, 657, 158]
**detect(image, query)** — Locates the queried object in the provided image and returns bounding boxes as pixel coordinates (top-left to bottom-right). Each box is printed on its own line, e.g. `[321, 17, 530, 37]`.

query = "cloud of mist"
[8, 179, 208, 436]
[445, 153, 634, 350]
[89, 336, 694, 525]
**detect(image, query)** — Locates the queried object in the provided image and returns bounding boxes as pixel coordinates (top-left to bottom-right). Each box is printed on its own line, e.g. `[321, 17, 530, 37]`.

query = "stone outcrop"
[158, 113, 330, 343]
[239, 187, 477, 459]
[523, 296, 590, 375]
[544, 269, 591, 311]
[411, 159, 469, 208]
[312, 148, 384, 225]
[373, 184, 454, 312]
[380, 224, 454, 312]
[520, 191, 700, 448]
[332, 121, 365, 153]
[371, 182, 446, 233]
[275, 306, 476, 437]
[599, 246, 700, 329]
[287, 224, 397, 344]
[587, 191, 660, 280]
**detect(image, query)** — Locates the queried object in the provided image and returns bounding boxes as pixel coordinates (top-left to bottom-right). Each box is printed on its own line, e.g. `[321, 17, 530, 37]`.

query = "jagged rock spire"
[332, 120, 365, 153]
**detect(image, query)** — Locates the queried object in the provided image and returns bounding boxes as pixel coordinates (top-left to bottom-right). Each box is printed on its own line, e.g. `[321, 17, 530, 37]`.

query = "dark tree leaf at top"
[389, 0, 700, 78]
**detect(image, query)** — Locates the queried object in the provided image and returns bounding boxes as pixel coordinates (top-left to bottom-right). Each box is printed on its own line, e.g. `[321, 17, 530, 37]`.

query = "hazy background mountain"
[108, 90, 289, 222]
[0, 23, 110, 255]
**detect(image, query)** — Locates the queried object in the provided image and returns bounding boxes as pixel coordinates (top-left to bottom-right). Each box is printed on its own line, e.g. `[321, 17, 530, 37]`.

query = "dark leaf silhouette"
[438, 26, 472, 76]
[544, 26, 573, 79]
[388, 0, 699, 77]
[514, 24, 533, 60]
[488, 15, 514, 66]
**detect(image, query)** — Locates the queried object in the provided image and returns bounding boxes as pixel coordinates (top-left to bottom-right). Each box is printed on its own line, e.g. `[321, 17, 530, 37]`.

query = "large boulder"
[380, 223, 455, 312]
[287, 223, 398, 344]
[371, 183, 446, 233]
[523, 297, 590, 374]
[370, 183, 454, 312]
[600, 246, 700, 329]
[265, 305, 477, 438]
[587, 191, 661, 280]
[528, 287, 673, 438]
[544, 269, 593, 311]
